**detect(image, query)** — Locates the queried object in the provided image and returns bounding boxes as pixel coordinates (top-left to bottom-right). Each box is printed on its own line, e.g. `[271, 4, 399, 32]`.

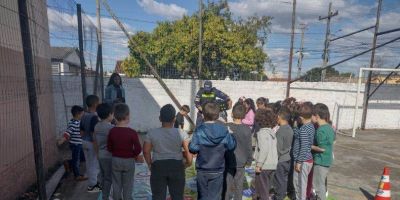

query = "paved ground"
[51, 129, 400, 200]
[328, 129, 400, 200]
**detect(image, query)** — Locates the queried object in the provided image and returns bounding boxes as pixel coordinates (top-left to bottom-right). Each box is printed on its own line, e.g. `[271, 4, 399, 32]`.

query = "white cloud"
[229, 0, 400, 75]
[47, 8, 134, 71]
[137, 0, 187, 19]
[229, 0, 373, 33]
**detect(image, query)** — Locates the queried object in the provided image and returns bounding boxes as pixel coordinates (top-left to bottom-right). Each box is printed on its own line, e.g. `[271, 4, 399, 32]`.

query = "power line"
[290, 35, 400, 83]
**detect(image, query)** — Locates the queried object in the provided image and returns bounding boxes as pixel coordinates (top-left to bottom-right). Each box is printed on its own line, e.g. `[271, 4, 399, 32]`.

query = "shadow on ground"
[329, 129, 400, 200]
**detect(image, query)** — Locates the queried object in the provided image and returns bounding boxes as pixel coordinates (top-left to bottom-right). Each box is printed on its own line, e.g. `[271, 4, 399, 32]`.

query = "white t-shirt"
[144, 128, 189, 162]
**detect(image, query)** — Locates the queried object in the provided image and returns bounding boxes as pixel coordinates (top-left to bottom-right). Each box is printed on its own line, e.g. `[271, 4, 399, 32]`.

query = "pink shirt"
[242, 109, 255, 129]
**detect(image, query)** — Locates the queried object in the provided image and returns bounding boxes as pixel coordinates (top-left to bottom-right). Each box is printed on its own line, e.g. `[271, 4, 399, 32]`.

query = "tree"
[121, 56, 140, 78]
[124, 1, 271, 80]
[304, 66, 354, 82]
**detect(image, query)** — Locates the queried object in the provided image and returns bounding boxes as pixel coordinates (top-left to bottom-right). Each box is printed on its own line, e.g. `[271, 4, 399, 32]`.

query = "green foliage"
[121, 56, 140, 78]
[125, 1, 271, 80]
[304, 67, 354, 82]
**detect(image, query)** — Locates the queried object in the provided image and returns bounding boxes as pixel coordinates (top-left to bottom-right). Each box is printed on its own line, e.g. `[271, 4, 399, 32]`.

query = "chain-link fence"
[0, 0, 59, 199]
[47, 0, 102, 96]
[0, 0, 105, 198]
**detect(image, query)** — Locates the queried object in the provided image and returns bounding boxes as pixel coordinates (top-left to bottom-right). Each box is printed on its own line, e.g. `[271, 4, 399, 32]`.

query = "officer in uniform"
[194, 80, 232, 126]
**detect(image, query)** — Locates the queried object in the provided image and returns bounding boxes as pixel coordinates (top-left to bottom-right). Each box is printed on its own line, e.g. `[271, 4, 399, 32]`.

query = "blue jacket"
[189, 122, 236, 172]
[105, 85, 126, 105]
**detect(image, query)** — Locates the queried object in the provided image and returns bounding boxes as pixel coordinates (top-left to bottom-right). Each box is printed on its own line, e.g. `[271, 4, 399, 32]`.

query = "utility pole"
[77, 4, 87, 109]
[286, 0, 296, 98]
[319, 2, 338, 82]
[296, 24, 307, 78]
[361, 0, 383, 130]
[96, 0, 104, 100]
[198, 0, 203, 85]
[18, 0, 46, 199]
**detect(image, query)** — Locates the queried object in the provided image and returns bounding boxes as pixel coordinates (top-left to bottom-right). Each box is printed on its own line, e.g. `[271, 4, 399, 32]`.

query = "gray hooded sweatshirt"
[254, 127, 278, 170]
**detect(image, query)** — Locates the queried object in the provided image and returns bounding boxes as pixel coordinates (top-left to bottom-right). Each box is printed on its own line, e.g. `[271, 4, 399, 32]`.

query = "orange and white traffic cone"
[375, 167, 391, 200]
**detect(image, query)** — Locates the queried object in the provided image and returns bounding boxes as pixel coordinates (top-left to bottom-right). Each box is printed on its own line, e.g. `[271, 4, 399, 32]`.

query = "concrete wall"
[0, 0, 58, 199]
[53, 77, 400, 135]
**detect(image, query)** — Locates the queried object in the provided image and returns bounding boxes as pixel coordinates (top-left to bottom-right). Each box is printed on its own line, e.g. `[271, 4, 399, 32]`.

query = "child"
[312, 103, 335, 200]
[63, 105, 87, 181]
[274, 107, 294, 200]
[242, 98, 256, 130]
[80, 95, 101, 192]
[223, 104, 253, 200]
[254, 109, 278, 200]
[94, 103, 114, 200]
[256, 97, 269, 110]
[189, 102, 236, 200]
[107, 103, 142, 200]
[143, 104, 193, 200]
[174, 105, 190, 129]
[292, 102, 315, 200]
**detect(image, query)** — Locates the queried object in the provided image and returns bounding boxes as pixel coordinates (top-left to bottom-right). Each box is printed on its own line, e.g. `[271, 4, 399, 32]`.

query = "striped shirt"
[292, 123, 315, 163]
[65, 119, 82, 145]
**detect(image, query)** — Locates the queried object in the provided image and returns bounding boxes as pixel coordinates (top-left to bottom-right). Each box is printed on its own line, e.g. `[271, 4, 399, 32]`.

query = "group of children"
[62, 95, 142, 200]
[187, 96, 335, 200]
[249, 97, 335, 200]
[61, 93, 335, 200]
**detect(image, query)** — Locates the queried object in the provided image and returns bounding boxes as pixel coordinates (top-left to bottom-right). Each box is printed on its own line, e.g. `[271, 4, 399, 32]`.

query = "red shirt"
[107, 127, 142, 158]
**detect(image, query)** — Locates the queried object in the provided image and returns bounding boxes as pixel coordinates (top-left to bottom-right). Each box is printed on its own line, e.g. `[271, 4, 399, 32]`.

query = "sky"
[47, 0, 400, 78]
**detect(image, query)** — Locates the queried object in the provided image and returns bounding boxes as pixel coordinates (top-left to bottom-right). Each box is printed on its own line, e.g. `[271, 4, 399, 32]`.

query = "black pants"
[254, 170, 274, 200]
[223, 168, 246, 200]
[274, 161, 291, 200]
[197, 171, 224, 200]
[150, 160, 185, 200]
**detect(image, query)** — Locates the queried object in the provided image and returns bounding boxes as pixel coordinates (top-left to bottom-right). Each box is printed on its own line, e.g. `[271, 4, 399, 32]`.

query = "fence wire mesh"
[0, 0, 59, 199]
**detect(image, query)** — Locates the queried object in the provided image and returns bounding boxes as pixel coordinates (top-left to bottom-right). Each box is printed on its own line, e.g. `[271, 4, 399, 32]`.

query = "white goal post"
[352, 67, 400, 137]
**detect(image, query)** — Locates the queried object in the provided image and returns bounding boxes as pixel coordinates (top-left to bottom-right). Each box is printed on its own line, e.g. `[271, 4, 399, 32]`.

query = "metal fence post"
[18, 0, 47, 199]
[77, 4, 87, 108]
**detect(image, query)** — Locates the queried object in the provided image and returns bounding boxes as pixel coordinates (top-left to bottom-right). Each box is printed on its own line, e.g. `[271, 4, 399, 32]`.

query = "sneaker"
[75, 176, 88, 181]
[87, 184, 102, 193]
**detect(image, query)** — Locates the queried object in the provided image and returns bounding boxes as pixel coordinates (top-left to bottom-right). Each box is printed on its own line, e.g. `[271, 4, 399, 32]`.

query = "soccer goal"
[352, 67, 400, 137]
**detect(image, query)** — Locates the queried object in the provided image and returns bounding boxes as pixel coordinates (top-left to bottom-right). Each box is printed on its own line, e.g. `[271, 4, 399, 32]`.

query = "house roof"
[114, 60, 124, 74]
[51, 47, 78, 60]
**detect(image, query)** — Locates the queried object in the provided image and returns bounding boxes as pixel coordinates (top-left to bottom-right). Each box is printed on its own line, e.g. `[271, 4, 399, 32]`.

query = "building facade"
[0, 0, 59, 199]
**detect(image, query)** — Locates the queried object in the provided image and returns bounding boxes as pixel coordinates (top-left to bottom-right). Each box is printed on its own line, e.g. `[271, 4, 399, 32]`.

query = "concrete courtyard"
[328, 129, 400, 199]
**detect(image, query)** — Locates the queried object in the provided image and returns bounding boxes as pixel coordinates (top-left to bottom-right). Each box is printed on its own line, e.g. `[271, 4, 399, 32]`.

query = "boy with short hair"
[94, 103, 114, 200]
[292, 102, 315, 200]
[312, 103, 335, 200]
[189, 102, 236, 200]
[223, 104, 253, 200]
[143, 104, 193, 200]
[107, 103, 142, 200]
[174, 105, 190, 129]
[80, 95, 101, 192]
[63, 105, 87, 181]
[274, 107, 294, 200]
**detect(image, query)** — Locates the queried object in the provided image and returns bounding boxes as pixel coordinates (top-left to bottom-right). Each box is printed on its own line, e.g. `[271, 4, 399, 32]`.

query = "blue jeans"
[197, 171, 224, 200]
[69, 144, 82, 177]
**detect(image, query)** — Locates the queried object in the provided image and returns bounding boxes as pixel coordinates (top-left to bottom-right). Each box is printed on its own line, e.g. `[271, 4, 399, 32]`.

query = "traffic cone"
[375, 167, 391, 200]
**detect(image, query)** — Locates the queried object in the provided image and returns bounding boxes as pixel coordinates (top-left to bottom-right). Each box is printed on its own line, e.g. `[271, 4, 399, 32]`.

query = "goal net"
[352, 67, 400, 137]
